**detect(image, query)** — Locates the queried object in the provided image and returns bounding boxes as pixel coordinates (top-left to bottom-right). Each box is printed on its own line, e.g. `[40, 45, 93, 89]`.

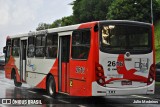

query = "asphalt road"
[0, 70, 160, 107]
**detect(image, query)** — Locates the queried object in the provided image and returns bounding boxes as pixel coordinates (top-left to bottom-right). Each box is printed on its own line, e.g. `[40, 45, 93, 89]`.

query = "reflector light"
[149, 90, 153, 92]
[98, 72, 102, 77]
[99, 79, 103, 84]
[97, 66, 102, 71]
[151, 66, 155, 71]
[150, 78, 153, 82]
[96, 63, 105, 86]
[147, 64, 155, 85]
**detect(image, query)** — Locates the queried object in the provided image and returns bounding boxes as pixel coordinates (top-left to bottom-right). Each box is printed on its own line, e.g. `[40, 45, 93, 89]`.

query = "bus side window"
[27, 36, 35, 57]
[46, 33, 58, 58]
[71, 30, 91, 60]
[12, 38, 20, 57]
[35, 35, 46, 57]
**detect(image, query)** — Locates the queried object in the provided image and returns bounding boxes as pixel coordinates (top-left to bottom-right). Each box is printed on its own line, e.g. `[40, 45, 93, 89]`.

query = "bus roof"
[9, 20, 152, 39]
[99, 20, 152, 26]
[10, 23, 82, 39]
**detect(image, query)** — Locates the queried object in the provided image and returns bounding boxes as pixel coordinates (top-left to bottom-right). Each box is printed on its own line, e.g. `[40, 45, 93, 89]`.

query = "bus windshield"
[100, 24, 152, 54]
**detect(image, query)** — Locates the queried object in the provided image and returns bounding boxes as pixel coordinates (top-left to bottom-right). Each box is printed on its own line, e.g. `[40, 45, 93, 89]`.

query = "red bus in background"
[3, 20, 155, 97]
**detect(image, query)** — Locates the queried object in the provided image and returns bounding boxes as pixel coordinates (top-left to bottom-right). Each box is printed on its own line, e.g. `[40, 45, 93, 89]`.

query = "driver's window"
[5, 39, 11, 63]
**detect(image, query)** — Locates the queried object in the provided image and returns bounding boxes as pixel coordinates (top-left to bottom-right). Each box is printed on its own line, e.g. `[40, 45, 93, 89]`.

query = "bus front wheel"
[14, 73, 22, 87]
[47, 75, 56, 98]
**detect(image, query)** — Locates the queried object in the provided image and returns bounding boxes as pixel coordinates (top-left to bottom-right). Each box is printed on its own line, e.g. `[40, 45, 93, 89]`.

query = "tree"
[36, 0, 160, 30]
[72, 0, 113, 23]
[49, 15, 73, 28]
[61, 15, 73, 26]
[50, 19, 62, 28]
[36, 23, 50, 31]
[107, 0, 160, 23]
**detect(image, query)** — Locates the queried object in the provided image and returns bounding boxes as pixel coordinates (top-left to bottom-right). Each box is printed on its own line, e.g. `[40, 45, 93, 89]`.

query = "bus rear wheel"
[14, 73, 22, 87]
[47, 76, 56, 97]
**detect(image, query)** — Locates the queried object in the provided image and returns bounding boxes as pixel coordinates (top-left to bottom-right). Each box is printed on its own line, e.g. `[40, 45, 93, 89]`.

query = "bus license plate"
[121, 81, 132, 85]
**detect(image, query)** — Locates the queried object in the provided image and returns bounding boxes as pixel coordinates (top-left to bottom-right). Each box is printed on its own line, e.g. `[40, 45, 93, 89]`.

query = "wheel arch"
[46, 73, 57, 97]
[46, 73, 56, 89]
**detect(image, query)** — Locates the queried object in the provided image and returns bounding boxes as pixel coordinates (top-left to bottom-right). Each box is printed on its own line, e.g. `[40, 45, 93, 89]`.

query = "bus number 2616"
[108, 61, 123, 67]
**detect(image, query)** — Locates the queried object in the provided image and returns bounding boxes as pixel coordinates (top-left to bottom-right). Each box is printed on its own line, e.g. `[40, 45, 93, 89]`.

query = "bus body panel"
[25, 58, 51, 86]
[92, 52, 155, 96]
[69, 60, 89, 96]
[99, 52, 153, 88]
[68, 22, 98, 96]
[4, 56, 21, 82]
[26, 58, 57, 88]
[14, 57, 20, 76]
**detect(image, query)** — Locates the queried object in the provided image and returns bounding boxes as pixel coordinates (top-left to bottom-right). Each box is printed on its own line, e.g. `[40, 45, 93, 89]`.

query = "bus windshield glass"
[100, 24, 152, 54]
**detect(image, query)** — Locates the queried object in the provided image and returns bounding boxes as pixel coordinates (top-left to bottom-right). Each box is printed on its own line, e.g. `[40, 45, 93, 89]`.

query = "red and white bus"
[3, 20, 155, 97]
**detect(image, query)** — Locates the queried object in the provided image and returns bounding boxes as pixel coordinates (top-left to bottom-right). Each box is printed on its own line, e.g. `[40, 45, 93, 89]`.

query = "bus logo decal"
[27, 59, 36, 71]
[116, 54, 148, 82]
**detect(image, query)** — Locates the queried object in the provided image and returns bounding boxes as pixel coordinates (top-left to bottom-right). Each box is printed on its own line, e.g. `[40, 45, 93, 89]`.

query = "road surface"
[0, 70, 160, 107]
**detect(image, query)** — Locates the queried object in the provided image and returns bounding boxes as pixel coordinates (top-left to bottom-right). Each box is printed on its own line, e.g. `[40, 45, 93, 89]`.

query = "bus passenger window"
[35, 35, 45, 57]
[27, 37, 35, 57]
[12, 39, 20, 57]
[71, 30, 90, 60]
[46, 33, 58, 58]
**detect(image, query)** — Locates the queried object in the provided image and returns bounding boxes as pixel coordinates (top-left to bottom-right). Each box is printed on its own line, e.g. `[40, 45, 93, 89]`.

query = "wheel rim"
[49, 79, 54, 95]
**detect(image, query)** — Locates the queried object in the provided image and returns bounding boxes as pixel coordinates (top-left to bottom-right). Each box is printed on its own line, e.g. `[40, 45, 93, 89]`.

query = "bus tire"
[11, 70, 15, 80]
[47, 75, 56, 98]
[14, 73, 22, 87]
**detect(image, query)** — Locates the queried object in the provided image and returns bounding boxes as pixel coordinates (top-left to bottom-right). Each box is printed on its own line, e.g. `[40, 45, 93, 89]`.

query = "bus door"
[20, 39, 27, 82]
[58, 34, 71, 93]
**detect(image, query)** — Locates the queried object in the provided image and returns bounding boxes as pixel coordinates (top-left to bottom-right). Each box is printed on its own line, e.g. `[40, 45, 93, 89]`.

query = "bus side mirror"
[3, 46, 6, 53]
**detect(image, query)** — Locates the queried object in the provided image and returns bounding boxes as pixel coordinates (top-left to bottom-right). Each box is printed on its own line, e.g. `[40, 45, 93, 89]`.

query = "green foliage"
[157, 0, 160, 6]
[48, 15, 73, 28]
[156, 82, 160, 86]
[155, 20, 160, 47]
[156, 47, 160, 63]
[61, 15, 74, 26]
[36, 16, 73, 30]
[36, 23, 50, 31]
[155, 20, 160, 62]
[50, 19, 62, 28]
[36, 0, 160, 33]
[107, 0, 160, 23]
[72, 0, 113, 23]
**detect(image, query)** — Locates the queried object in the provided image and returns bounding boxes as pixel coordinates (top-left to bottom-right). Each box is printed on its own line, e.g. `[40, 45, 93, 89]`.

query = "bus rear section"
[92, 21, 155, 96]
